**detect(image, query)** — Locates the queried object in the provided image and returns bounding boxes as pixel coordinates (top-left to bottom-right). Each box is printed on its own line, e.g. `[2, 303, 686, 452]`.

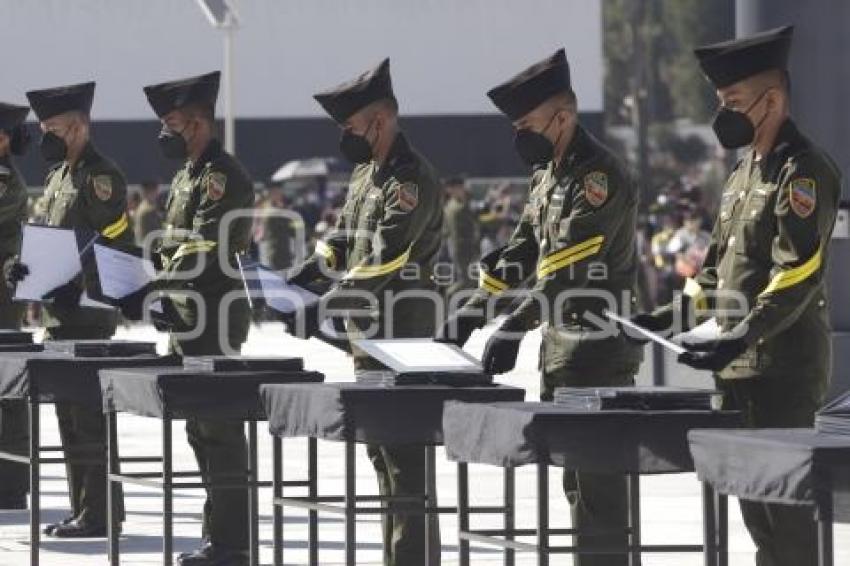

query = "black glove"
[280, 300, 322, 339]
[117, 284, 154, 321]
[3, 257, 29, 291]
[435, 309, 484, 347]
[678, 333, 748, 372]
[481, 317, 526, 375]
[43, 281, 83, 309]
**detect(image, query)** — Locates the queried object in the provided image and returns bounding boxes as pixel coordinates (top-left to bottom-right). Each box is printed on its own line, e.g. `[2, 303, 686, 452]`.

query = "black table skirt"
[101, 367, 325, 420]
[689, 428, 850, 520]
[443, 401, 741, 474]
[0, 352, 181, 405]
[261, 382, 526, 445]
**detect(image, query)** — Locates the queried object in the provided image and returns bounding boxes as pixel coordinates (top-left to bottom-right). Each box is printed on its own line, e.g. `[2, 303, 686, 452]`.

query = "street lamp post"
[194, 0, 240, 155]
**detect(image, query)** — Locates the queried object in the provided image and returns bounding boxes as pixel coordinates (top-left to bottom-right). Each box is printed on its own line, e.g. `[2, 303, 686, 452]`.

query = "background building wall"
[5, 0, 604, 183]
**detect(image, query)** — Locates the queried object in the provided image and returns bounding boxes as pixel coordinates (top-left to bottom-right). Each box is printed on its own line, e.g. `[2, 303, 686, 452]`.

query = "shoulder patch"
[206, 171, 227, 201]
[789, 177, 816, 218]
[92, 175, 113, 201]
[396, 182, 419, 212]
[583, 171, 609, 207]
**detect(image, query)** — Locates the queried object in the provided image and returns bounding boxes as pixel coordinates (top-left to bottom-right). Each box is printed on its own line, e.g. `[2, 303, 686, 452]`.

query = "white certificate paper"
[93, 244, 155, 299]
[257, 268, 319, 314]
[15, 225, 84, 301]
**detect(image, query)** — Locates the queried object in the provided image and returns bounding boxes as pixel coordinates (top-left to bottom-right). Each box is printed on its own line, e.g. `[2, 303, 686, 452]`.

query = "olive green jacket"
[41, 142, 131, 332]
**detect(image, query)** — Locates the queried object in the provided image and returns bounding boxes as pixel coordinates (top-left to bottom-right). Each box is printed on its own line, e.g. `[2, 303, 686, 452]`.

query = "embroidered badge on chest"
[92, 175, 113, 201]
[396, 182, 419, 212]
[206, 172, 227, 201]
[789, 177, 816, 218]
[583, 171, 609, 207]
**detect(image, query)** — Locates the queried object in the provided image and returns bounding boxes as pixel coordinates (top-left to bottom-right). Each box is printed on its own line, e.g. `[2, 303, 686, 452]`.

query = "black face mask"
[40, 131, 68, 162]
[711, 89, 770, 149]
[513, 112, 560, 166]
[157, 126, 189, 160]
[338, 120, 375, 164]
[9, 125, 30, 156]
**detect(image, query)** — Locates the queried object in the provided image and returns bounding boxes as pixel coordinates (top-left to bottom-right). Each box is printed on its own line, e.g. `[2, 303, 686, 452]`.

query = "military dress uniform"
[25, 82, 131, 532]
[440, 50, 642, 566]
[673, 27, 837, 566]
[441, 194, 478, 297]
[140, 72, 254, 563]
[287, 59, 443, 566]
[0, 103, 32, 508]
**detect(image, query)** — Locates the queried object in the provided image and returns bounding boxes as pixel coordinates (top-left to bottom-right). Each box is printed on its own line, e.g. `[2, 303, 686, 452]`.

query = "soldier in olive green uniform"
[438, 50, 642, 565]
[0, 103, 32, 509]
[119, 72, 253, 566]
[285, 59, 443, 566]
[441, 177, 478, 298]
[632, 27, 839, 566]
[11, 82, 131, 536]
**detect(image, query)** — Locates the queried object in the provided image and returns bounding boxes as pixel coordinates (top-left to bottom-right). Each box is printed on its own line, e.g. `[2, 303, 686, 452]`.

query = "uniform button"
[571, 313, 578, 320]
[728, 236, 735, 246]
[818, 299, 826, 307]
[751, 210, 758, 218]
[739, 191, 745, 199]
[631, 296, 637, 303]
[718, 278, 724, 289]
[757, 338, 764, 345]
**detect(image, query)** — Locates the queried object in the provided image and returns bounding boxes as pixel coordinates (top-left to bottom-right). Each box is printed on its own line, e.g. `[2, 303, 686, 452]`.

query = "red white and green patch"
[789, 177, 816, 218]
[206, 172, 227, 201]
[92, 175, 113, 201]
[397, 182, 419, 212]
[584, 171, 608, 207]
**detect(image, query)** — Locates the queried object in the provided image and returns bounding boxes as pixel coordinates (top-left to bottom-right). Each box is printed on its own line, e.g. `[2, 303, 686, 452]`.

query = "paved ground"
[0, 322, 847, 565]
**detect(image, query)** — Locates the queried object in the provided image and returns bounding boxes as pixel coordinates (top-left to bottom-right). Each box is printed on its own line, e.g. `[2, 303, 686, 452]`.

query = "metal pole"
[308, 437, 318, 566]
[163, 416, 173, 566]
[108, 412, 120, 565]
[628, 474, 641, 566]
[272, 437, 283, 566]
[248, 421, 259, 566]
[344, 441, 356, 566]
[457, 462, 470, 566]
[536, 462, 549, 566]
[28, 392, 39, 566]
[504, 466, 515, 566]
[702, 482, 718, 566]
[223, 14, 236, 155]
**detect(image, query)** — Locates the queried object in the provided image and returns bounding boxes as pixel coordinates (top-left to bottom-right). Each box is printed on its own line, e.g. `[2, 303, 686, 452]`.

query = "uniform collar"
[189, 138, 223, 177]
[71, 141, 100, 172]
[756, 118, 804, 177]
[553, 124, 593, 179]
[373, 132, 412, 185]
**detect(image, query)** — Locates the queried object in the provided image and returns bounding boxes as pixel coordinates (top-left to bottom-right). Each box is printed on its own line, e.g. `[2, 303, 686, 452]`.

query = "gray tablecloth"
[443, 401, 741, 474]
[0, 351, 180, 405]
[689, 428, 850, 520]
[101, 368, 325, 420]
[261, 383, 526, 445]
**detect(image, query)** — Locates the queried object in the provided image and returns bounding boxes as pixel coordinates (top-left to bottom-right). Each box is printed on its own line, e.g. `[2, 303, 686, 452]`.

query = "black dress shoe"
[0, 495, 27, 510]
[177, 543, 249, 566]
[43, 515, 76, 535]
[50, 518, 118, 538]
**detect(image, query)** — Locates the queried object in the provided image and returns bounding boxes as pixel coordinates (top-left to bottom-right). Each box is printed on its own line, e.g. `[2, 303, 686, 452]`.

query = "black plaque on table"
[43, 339, 157, 357]
[183, 356, 304, 373]
[553, 386, 718, 411]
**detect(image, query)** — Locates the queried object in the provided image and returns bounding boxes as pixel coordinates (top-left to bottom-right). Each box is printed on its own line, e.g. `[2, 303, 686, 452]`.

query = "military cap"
[0, 102, 29, 133]
[26, 82, 95, 121]
[314, 58, 397, 123]
[694, 25, 793, 88]
[143, 71, 220, 118]
[487, 48, 572, 121]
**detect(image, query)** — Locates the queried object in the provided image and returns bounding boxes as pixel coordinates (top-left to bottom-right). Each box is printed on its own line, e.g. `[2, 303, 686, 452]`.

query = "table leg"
[701, 482, 717, 566]
[272, 437, 283, 566]
[107, 411, 120, 565]
[344, 441, 356, 566]
[627, 474, 641, 566]
[717, 492, 728, 566]
[162, 416, 173, 566]
[248, 421, 259, 566]
[504, 466, 515, 566]
[425, 445, 437, 565]
[28, 393, 39, 566]
[818, 494, 834, 566]
[537, 462, 549, 566]
[457, 462, 470, 566]
[308, 437, 318, 566]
